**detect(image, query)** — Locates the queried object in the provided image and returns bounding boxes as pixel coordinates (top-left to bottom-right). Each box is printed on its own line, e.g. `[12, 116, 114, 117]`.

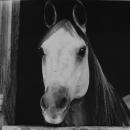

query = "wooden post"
[2, 126, 130, 130]
[0, 0, 20, 125]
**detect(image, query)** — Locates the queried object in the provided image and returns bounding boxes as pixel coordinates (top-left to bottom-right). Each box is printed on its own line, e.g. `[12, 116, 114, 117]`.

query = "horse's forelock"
[38, 19, 88, 49]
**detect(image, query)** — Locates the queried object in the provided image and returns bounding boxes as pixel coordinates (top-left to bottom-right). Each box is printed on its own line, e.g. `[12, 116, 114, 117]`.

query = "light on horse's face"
[40, 26, 89, 124]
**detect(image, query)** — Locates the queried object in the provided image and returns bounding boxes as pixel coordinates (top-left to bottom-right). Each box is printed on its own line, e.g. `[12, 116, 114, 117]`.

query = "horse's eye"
[77, 46, 86, 58]
[39, 48, 45, 56]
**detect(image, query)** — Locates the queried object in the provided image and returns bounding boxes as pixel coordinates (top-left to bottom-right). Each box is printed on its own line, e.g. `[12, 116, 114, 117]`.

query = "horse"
[38, 0, 130, 126]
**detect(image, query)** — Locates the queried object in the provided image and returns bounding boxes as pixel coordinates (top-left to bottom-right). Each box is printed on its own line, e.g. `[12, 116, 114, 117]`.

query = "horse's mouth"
[41, 103, 70, 124]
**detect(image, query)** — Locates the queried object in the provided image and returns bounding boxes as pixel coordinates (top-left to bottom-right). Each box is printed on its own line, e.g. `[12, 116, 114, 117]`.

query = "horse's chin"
[42, 108, 68, 125]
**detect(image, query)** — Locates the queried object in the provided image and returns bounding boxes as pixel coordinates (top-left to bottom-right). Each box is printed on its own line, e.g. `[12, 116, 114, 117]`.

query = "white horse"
[40, 21, 89, 125]
[39, 0, 130, 126]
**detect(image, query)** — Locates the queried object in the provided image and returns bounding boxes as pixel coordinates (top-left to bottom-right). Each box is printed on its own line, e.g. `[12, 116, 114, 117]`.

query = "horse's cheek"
[73, 62, 89, 99]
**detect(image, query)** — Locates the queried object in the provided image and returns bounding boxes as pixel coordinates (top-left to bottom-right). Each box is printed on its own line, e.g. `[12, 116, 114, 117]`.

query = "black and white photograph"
[0, 0, 130, 129]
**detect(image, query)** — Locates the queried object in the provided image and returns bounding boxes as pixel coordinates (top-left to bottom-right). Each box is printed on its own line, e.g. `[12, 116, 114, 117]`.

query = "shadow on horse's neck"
[62, 97, 89, 126]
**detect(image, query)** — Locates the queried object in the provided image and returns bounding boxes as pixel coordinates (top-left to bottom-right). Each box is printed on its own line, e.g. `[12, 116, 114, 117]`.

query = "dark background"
[16, 0, 130, 125]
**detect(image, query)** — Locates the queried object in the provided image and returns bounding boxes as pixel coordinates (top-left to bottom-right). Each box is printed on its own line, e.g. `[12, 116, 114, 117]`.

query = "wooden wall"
[0, 0, 20, 125]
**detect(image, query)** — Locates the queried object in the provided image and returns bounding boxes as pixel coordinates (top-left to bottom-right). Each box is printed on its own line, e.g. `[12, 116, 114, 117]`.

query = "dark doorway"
[15, 0, 130, 125]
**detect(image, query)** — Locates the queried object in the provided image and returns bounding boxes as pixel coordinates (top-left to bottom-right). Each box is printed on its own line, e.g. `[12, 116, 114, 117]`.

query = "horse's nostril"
[56, 97, 68, 109]
[40, 96, 48, 110]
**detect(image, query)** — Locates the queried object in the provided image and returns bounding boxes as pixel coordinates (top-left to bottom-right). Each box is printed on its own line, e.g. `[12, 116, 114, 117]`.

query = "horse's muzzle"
[40, 86, 70, 124]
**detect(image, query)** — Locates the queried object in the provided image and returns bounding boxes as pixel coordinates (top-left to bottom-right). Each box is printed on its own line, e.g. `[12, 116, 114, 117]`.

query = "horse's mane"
[63, 39, 130, 126]
[84, 44, 130, 126]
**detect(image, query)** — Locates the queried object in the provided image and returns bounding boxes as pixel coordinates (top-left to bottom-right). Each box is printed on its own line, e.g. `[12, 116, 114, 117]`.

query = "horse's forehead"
[41, 28, 85, 54]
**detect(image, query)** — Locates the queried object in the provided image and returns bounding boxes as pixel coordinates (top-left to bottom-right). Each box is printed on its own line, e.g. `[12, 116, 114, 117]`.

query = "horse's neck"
[63, 99, 87, 126]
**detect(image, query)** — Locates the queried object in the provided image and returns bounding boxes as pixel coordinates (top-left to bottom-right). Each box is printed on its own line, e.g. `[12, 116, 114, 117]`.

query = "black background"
[16, 0, 130, 125]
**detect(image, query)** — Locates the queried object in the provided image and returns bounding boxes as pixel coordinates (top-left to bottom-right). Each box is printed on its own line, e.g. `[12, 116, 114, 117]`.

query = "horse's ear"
[44, 0, 57, 28]
[72, 0, 87, 33]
